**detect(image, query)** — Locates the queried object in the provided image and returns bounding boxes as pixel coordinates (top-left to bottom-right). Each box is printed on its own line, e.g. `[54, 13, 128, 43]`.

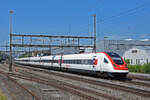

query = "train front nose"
[113, 63, 128, 70]
[105, 52, 129, 78]
[109, 64, 128, 78]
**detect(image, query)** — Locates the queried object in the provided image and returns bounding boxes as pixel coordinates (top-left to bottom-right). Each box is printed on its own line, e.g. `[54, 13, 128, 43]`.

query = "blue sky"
[0, 0, 150, 44]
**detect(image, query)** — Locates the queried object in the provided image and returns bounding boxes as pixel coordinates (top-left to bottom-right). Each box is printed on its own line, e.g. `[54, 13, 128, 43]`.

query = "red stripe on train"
[103, 52, 128, 70]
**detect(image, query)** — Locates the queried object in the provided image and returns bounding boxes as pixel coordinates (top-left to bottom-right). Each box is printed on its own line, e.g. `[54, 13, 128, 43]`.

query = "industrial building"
[123, 48, 149, 65]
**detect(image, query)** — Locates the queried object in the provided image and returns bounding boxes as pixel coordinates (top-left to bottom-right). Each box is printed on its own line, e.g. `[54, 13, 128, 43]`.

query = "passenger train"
[15, 52, 129, 78]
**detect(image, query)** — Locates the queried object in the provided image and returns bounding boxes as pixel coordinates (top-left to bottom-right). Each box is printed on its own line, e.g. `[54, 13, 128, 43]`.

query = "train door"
[59, 55, 63, 69]
[102, 57, 110, 72]
[98, 55, 103, 71]
[92, 56, 97, 71]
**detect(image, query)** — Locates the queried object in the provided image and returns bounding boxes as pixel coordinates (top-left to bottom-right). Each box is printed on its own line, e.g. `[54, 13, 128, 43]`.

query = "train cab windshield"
[106, 52, 124, 65]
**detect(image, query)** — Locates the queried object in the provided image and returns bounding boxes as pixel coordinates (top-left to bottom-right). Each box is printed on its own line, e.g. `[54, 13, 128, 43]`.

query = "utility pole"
[92, 14, 96, 53]
[9, 10, 13, 72]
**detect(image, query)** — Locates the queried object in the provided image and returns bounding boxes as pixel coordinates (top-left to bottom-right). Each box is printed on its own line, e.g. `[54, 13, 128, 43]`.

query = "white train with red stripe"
[15, 52, 129, 78]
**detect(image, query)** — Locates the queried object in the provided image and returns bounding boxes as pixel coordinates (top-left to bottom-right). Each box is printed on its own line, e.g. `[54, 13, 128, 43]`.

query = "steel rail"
[125, 80, 150, 87]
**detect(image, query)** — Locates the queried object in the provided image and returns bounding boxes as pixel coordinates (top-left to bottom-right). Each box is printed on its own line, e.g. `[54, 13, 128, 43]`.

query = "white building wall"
[123, 48, 150, 65]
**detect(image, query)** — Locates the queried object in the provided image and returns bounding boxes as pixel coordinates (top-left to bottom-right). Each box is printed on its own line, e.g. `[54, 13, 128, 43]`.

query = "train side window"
[69, 60, 71, 64]
[75, 60, 78, 64]
[81, 60, 83, 64]
[67, 60, 69, 64]
[82, 60, 85, 64]
[83, 60, 85, 64]
[73, 60, 76, 64]
[77, 60, 81, 64]
[85, 60, 88, 65]
[104, 58, 108, 63]
[64, 60, 66, 63]
[66, 60, 68, 63]
[88, 60, 93, 65]
[79, 60, 81, 64]
[71, 60, 73, 64]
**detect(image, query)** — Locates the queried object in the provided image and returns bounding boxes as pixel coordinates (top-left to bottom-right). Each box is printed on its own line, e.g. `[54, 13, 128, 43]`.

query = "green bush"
[144, 64, 150, 74]
[128, 63, 150, 74]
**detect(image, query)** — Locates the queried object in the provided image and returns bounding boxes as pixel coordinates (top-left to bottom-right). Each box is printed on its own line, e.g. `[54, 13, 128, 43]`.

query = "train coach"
[15, 52, 129, 78]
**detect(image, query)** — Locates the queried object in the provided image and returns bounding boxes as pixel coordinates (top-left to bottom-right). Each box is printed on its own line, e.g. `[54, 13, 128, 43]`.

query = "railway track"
[0, 69, 42, 100]
[123, 80, 150, 87]
[14, 64, 150, 98]
[3, 63, 150, 86]
[1, 63, 150, 99]
[128, 75, 150, 82]
[0, 69, 120, 100]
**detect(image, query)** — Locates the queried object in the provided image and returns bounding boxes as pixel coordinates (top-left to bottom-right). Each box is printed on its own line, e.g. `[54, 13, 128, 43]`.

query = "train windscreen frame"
[106, 52, 124, 65]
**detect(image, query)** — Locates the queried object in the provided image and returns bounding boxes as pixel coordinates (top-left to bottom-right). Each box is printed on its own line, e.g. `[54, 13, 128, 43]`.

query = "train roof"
[15, 52, 119, 60]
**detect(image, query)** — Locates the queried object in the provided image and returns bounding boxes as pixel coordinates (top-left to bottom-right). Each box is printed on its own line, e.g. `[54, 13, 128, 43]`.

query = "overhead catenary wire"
[97, 1, 150, 24]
